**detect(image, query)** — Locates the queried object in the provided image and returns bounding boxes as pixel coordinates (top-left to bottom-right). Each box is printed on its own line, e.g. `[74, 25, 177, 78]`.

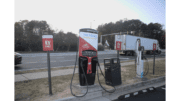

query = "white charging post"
[136, 39, 144, 78]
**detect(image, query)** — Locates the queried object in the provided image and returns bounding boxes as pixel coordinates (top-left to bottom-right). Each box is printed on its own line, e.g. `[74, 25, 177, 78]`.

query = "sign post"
[153, 43, 156, 75]
[115, 35, 122, 65]
[42, 35, 53, 95]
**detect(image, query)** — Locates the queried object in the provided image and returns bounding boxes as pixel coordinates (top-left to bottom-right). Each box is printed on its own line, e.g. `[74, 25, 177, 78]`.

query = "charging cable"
[70, 51, 89, 97]
[96, 58, 116, 93]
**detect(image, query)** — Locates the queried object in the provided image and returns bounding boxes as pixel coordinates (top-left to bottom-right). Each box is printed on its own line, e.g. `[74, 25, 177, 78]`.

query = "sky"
[15, 0, 165, 34]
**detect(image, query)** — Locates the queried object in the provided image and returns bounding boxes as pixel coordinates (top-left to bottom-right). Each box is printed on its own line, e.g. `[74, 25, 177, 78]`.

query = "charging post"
[71, 28, 116, 97]
[42, 35, 53, 95]
[115, 35, 122, 67]
[136, 39, 144, 78]
[78, 28, 98, 86]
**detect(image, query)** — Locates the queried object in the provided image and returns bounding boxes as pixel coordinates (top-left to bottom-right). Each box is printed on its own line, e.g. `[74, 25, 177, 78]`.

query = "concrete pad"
[54, 91, 102, 101]
[15, 75, 28, 82]
[73, 84, 102, 93]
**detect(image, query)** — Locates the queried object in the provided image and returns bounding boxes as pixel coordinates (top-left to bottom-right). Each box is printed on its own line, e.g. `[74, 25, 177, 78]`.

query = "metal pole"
[153, 50, 155, 75]
[100, 35, 102, 44]
[117, 50, 119, 62]
[117, 48, 122, 84]
[117, 50, 120, 64]
[47, 51, 52, 95]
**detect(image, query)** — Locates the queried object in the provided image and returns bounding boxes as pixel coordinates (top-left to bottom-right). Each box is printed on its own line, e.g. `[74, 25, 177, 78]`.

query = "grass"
[15, 58, 165, 101]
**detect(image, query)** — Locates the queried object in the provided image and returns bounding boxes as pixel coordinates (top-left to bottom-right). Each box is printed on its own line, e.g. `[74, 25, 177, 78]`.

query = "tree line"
[15, 20, 78, 52]
[97, 19, 165, 49]
[15, 19, 165, 52]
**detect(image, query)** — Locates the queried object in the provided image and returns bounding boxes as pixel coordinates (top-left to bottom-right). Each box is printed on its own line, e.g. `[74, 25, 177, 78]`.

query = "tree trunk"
[28, 47, 31, 52]
[67, 44, 70, 51]
[56, 47, 59, 51]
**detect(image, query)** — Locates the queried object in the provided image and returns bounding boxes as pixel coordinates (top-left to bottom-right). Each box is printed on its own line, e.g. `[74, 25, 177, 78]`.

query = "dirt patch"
[15, 59, 165, 101]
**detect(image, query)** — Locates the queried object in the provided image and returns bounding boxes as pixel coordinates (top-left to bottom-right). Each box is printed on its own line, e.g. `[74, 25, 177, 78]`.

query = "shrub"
[98, 43, 104, 51]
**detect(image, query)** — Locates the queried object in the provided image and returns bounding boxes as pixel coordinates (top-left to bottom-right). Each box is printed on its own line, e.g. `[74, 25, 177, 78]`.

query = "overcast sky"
[15, 0, 165, 34]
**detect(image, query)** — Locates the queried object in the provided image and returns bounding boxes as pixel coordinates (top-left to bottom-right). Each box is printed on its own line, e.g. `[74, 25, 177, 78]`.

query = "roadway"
[113, 85, 165, 101]
[15, 51, 165, 71]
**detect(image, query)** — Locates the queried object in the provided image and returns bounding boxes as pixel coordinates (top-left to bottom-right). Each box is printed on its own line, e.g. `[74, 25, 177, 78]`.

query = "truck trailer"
[114, 35, 161, 56]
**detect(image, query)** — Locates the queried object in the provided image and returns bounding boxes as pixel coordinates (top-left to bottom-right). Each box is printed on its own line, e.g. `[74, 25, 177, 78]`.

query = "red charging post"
[42, 35, 53, 95]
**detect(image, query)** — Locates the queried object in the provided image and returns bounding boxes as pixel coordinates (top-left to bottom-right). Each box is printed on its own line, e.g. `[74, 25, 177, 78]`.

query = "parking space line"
[125, 94, 130, 98]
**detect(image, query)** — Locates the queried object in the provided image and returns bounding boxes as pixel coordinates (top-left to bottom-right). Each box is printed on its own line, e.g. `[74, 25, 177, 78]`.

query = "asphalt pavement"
[113, 85, 165, 101]
[15, 50, 165, 71]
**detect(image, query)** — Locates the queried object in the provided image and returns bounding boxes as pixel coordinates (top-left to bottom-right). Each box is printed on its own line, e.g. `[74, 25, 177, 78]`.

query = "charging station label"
[79, 32, 98, 50]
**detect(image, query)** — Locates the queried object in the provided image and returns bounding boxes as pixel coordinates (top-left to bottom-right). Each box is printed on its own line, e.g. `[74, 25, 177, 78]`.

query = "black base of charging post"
[47, 51, 52, 95]
[153, 50, 155, 75]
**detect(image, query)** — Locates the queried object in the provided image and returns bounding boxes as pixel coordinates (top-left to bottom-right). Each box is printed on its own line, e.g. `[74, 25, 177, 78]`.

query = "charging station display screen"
[82, 50, 97, 57]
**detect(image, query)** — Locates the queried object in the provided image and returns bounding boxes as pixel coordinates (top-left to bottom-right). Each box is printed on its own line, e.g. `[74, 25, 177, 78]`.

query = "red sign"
[116, 41, 121, 50]
[153, 43, 156, 50]
[42, 35, 53, 51]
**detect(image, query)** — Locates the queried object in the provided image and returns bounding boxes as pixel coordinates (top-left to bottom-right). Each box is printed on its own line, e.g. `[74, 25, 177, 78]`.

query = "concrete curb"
[54, 76, 165, 101]
[117, 87, 156, 100]
[102, 76, 165, 101]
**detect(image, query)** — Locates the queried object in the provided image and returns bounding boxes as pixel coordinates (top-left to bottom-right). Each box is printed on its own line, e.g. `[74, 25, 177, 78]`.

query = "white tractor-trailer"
[114, 35, 161, 56]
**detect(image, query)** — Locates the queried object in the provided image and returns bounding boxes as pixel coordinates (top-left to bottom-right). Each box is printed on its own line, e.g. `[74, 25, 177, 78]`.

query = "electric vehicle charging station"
[136, 39, 146, 78]
[78, 28, 98, 86]
[70, 28, 116, 97]
[135, 38, 150, 80]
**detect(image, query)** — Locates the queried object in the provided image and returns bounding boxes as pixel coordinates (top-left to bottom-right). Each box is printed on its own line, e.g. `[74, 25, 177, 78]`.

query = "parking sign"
[42, 35, 53, 51]
[116, 41, 121, 50]
[153, 43, 156, 51]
